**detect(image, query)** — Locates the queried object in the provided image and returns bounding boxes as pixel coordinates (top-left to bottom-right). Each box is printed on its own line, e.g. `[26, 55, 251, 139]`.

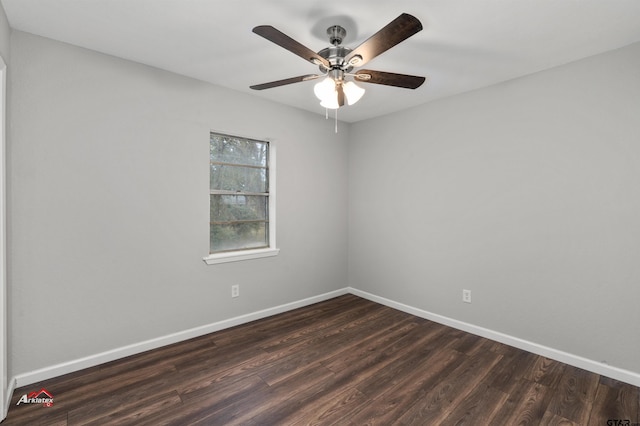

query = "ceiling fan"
[250, 13, 426, 109]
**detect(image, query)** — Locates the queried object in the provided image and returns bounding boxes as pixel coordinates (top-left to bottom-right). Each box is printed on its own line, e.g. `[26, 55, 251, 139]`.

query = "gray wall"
[7, 19, 640, 381]
[0, 4, 9, 61]
[8, 31, 348, 377]
[349, 42, 640, 374]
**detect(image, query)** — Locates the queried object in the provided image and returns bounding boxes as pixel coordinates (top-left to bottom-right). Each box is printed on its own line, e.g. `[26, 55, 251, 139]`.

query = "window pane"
[210, 195, 267, 222]
[210, 134, 267, 167]
[210, 164, 268, 193]
[210, 222, 268, 252]
[209, 131, 272, 255]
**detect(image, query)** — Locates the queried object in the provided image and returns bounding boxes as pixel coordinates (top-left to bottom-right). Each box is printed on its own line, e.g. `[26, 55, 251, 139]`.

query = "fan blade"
[253, 25, 331, 68]
[345, 13, 422, 67]
[250, 74, 320, 90]
[355, 70, 425, 89]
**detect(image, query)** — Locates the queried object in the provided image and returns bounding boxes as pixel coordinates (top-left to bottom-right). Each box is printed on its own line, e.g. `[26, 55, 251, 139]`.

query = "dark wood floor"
[4, 294, 639, 425]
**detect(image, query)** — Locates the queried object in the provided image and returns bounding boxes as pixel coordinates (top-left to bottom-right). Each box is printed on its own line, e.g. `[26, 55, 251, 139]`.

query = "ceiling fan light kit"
[314, 76, 365, 109]
[250, 12, 426, 115]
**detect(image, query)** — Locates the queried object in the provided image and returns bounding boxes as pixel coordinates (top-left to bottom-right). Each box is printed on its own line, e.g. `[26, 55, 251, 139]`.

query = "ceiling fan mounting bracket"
[327, 25, 346, 46]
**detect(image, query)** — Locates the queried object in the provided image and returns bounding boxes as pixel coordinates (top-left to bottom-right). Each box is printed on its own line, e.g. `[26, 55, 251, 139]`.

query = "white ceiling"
[3, 0, 640, 123]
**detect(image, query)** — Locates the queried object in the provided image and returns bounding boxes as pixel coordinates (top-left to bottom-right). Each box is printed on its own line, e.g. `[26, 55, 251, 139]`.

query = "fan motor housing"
[317, 46, 353, 72]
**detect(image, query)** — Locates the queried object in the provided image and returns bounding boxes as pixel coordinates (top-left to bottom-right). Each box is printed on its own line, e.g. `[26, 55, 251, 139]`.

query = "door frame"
[0, 53, 8, 420]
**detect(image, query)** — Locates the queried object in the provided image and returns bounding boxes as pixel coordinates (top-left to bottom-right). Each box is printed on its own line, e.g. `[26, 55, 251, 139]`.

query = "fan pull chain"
[323, 107, 338, 133]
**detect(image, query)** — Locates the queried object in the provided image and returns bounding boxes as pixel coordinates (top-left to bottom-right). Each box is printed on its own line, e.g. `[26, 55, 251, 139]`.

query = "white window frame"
[203, 132, 279, 265]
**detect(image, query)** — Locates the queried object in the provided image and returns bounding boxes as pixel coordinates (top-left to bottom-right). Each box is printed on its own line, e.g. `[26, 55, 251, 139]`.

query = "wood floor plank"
[492, 378, 556, 425]
[539, 410, 581, 426]
[320, 346, 465, 424]
[440, 359, 520, 425]
[289, 386, 367, 426]
[319, 316, 418, 373]
[144, 374, 269, 425]
[546, 364, 600, 424]
[7, 361, 178, 424]
[450, 331, 486, 355]
[253, 306, 402, 386]
[489, 349, 539, 393]
[76, 390, 183, 426]
[4, 295, 640, 425]
[440, 382, 509, 425]
[197, 362, 336, 425]
[257, 299, 387, 353]
[346, 347, 465, 425]
[524, 355, 567, 388]
[245, 365, 344, 424]
[587, 381, 640, 426]
[64, 370, 186, 424]
[354, 330, 458, 398]
[288, 322, 457, 423]
[394, 350, 504, 424]
[172, 335, 291, 397]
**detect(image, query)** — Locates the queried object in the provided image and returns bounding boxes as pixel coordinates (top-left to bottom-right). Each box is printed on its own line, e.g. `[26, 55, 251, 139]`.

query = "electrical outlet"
[462, 289, 471, 303]
[231, 285, 239, 298]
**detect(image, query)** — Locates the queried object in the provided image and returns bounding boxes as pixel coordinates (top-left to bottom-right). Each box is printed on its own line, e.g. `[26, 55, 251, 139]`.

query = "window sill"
[203, 247, 280, 265]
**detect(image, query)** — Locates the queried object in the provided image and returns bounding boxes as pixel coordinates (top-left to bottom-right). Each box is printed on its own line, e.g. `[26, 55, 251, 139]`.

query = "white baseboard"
[11, 286, 640, 390]
[349, 287, 640, 387]
[12, 288, 349, 388]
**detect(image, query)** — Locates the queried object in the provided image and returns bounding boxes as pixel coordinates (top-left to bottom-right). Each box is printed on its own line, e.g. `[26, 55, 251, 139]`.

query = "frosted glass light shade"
[343, 81, 365, 105]
[320, 95, 340, 109]
[314, 78, 365, 109]
[314, 78, 336, 101]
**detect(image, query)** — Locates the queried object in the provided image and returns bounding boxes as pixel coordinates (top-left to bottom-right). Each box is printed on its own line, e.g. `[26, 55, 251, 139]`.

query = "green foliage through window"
[209, 133, 270, 253]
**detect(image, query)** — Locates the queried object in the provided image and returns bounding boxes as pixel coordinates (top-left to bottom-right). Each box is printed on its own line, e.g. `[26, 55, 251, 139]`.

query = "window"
[204, 132, 278, 264]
